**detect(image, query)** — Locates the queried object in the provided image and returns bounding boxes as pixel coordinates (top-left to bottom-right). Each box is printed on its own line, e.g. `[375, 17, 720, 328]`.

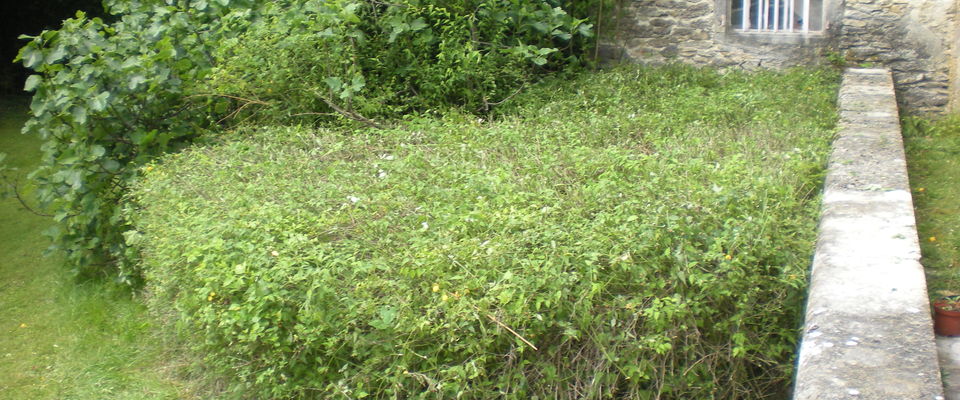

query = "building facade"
[608, 0, 960, 112]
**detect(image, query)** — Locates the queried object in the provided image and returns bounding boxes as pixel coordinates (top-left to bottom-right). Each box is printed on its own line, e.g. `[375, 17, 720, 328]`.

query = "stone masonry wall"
[615, 0, 839, 69]
[613, 0, 960, 113]
[840, 0, 959, 112]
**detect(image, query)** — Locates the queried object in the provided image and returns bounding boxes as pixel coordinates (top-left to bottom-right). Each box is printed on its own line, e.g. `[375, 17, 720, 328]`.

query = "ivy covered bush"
[127, 66, 839, 398]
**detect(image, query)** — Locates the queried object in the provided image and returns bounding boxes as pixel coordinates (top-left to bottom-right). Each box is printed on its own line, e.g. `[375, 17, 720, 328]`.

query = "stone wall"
[840, 0, 959, 112]
[612, 0, 960, 113]
[614, 0, 841, 68]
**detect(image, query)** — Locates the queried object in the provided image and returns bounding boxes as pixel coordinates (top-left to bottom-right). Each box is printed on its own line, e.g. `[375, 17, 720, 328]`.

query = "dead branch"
[316, 95, 385, 129]
[186, 93, 271, 106]
[482, 83, 526, 113]
[483, 310, 539, 351]
[2, 175, 54, 218]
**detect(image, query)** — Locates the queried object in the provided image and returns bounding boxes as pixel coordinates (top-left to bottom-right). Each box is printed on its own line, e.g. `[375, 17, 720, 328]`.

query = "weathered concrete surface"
[937, 337, 960, 399]
[793, 69, 944, 400]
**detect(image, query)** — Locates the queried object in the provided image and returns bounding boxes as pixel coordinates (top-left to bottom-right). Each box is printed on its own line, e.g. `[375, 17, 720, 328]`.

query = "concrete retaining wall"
[792, 68, 943, 399]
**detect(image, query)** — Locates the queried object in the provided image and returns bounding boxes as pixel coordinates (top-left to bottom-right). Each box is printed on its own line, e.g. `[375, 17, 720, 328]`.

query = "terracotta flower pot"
[934, 297, 960, 336]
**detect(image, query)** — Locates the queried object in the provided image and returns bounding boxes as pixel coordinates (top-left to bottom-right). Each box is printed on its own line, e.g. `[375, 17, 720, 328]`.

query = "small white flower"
[421, 222, 429, 230]
[379, 154, 395, 161]
[347, 196, 360, 203]
[378, 170, 387, 178]
[271, 250, 279, 257]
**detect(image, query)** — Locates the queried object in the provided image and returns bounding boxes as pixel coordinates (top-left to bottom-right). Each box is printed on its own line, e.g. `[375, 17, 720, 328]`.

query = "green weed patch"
[128, 66, 839, 398]
[904, 114, 960, 297]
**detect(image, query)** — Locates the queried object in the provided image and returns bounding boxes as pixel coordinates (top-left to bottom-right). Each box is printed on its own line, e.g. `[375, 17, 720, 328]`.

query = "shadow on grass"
[0, 96, 200, 399]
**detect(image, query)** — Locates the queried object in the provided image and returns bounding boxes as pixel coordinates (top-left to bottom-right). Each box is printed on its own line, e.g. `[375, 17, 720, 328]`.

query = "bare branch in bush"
[484, 311, 539, 351]
[186, 93, 272, 123]
[316, 95, 384, 129]
[187, 93, 271, 105]
[2, 175, 54, 218]
[481, 84, 526, 113]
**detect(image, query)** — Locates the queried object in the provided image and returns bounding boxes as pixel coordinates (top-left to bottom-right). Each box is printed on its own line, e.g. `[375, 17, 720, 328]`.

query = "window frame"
[718, 0, 838, 43]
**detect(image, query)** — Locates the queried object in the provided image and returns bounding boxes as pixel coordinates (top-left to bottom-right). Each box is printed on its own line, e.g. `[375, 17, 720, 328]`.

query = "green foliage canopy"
[14, 0, 596, 281]
[206, 0, 593, 125]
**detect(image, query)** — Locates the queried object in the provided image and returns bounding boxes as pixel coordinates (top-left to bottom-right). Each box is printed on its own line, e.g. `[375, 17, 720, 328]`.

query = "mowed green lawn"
[0, 97, 193, 399]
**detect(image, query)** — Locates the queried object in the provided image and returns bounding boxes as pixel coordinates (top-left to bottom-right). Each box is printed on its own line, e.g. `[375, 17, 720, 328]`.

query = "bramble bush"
[14, 0, 599, 282]
[127, 66, 839, 398]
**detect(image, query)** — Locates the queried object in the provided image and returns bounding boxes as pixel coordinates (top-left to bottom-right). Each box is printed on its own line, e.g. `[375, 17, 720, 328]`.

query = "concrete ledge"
[793, 69, 944, 399]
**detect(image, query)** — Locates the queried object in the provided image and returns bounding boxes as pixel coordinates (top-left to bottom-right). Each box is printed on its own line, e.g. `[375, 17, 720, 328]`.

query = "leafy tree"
[15, 0, 257, 281]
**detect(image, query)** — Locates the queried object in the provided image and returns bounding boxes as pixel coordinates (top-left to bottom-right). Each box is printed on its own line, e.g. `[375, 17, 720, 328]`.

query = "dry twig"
[482, 310, 539, 351]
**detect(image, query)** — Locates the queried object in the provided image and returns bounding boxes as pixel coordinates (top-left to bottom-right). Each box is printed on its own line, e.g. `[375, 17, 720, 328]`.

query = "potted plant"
[933, 295, 960, 336]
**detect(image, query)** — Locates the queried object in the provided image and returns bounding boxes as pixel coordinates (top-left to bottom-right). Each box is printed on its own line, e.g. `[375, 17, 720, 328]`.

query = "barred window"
[731, 0, 824, 33]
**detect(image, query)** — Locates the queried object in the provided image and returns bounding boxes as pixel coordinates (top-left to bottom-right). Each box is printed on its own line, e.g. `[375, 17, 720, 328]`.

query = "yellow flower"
[918, 187, 925, 192]
[432, 283, 440, 293]
[208, 292, 216, 301]
[930, 237, 937, 242]
[19, 323, 27, 329]
[441, 294, 449, 302]
[145, 166, 154, 173]
[724, 254, 733, 260]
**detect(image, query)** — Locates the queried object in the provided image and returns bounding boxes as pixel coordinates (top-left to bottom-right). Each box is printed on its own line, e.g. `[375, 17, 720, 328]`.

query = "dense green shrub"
[14, 0, 600, 282]
[127, 66, 839, 398]
[15, 0, 257, 281]
[204, 0, 594, 125]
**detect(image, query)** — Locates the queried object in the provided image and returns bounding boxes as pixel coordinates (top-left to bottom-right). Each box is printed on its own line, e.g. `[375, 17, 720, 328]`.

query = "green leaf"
[323, 77, 343, 92]
[128, 74, 147, 90]
[577, 23, 594, 38]
[89, 91, 110, 112]
[102, 159, 120, 173]
[45, 45, 68, 64]
[24, 75, 42, 92]
[71, 106, 88, 125]
[90, 145, 106, 158]
[21, 46, 44, 69]
[409, 19, 428, 31]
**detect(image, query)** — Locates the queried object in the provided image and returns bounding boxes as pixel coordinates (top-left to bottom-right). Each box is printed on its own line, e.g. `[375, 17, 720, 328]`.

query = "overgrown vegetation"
[207, 0, 594, 124]
[10, 0, 842, 397]
[128, 66, 839, 398]
[14, 0, 598, 283]
[903, 114, 960, 297]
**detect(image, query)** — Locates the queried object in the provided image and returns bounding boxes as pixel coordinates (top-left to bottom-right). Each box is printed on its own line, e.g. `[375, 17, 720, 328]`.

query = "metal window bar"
[737, 0, 817, 32]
